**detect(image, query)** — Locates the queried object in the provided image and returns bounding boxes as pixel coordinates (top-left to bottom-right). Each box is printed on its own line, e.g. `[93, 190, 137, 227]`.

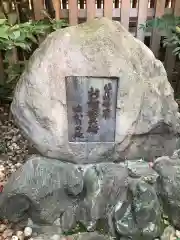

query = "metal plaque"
[66, 76, 118, 142]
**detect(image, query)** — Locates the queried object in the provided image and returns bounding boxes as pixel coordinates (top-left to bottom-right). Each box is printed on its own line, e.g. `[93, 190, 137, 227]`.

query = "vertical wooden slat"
[104, 0, 113, 19]
[52, 0, 61, 19]
[121, 0, 131, 30]
[151, 0, 166, 58]
[32, 0, 44, 20]
[174, 0, 180, 14]
[164, 0, 180, 82]
[87, 0, 95, 20]
[136, 0, 149, 42]
[69, 0, 78, 25]
[171, 0, 176, 9]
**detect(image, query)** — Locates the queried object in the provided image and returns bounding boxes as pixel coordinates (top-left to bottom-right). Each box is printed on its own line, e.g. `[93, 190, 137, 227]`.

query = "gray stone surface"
[29, 222, 62, 237]
[2, 154, 177, 239]
[11, 17, 180, 163]
[126, 159, 158, 184]
[115, 179, 163, 240]
[0, 155, 84, 224]
[153, 155, 180, 229]
[75, 163, 128, 234]
[130, 180, 163, 239]
[0, 155, 128, 232]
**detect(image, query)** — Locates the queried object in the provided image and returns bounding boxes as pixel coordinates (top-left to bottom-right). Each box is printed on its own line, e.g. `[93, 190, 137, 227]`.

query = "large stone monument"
[11, 17, 180, 162]
[1, 18, 180, 240]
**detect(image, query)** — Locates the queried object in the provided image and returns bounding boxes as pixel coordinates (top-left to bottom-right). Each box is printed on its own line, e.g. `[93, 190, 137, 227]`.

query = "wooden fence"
[31, 0, 180, 95]
[2, 0, 180, 96]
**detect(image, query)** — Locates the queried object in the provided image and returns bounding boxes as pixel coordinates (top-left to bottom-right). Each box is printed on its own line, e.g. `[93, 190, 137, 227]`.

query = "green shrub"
[0, 15, 68, 102]
[141, 14, 180, 58]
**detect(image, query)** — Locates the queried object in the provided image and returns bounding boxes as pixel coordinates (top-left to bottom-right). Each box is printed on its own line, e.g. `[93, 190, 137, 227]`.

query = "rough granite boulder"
[0, 155, 128, 229]
[11, 17, 180, 163]
[75, 163, 128, 234]
[114, 179, 163, 240]
[0, 155, 84, 224]
[153, 154, 180, 229]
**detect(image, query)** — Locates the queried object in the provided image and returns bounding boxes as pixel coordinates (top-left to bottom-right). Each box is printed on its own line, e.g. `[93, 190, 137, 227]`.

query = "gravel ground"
[0, 104, 29, 186]
[0, 104, 53, 239]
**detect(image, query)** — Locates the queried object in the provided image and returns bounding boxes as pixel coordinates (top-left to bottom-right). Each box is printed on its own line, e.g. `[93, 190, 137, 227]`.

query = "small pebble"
[27, 218, 33, 226]
[0, 223, 7, 232]
[0, 172, 5, 181]
[15, 162, 22, 168]
[176, 230, 180, 238]
[54, 218, 61, 226]
[11, 236, 18, 240]
[60, 238, 67, 240]
[2, 229, 13, 238]
[24, 226, 32, 237]
[0, 165, 5, 172]
[16, 230, 24, 240]
[51, 235, 61, 240]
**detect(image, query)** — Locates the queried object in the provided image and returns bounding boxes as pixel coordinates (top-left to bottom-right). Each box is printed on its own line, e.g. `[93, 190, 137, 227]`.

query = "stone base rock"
[115, 179, 163, 240]
[0, 155, 128, 230]
[0, 155, 168, 240]
[153, 154, 180, 229]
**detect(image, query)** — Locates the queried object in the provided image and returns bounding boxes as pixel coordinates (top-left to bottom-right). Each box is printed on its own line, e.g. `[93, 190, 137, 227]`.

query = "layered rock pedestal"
[1, 154, 180, 240]
[1, 18, 180, 240]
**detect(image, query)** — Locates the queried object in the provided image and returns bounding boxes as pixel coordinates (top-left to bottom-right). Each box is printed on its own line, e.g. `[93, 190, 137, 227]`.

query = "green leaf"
[14, 31, 26, 41]
[172, 47, 180, 55]
[52, 20, 68, 30]
[0, 25, 10, 39]
[0, 19, 7, 25]
[9, 30, 21, 40]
